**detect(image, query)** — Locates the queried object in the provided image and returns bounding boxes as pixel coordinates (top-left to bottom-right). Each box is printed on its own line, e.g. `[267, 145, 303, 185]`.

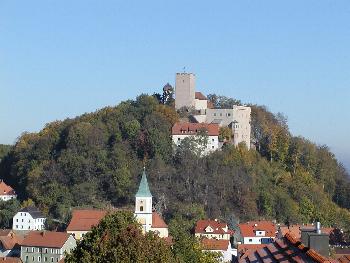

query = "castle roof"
[135, 169, 152, 198]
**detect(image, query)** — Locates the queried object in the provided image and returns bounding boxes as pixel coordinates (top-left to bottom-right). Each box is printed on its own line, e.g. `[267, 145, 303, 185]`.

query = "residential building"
[12, 207, 46, 231]
[172, 122, 219, 155]
[0, 230, 23, 257]
[195, 219, 233, 240]
[238, 233, 331, 263]
[0, 180, 16, 201]
[20, 231, 76, 263]
[134, 169, 169, 238]
[0, 257, 22, 263]
[239, 221, 276, 245]
[66, 209, 107, 240]
[278, 224, 333, 240]
[201, 239, 236, 262]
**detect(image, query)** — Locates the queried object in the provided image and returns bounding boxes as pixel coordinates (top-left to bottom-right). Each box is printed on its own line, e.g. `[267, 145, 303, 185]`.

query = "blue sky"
[0, 1, 349, 171]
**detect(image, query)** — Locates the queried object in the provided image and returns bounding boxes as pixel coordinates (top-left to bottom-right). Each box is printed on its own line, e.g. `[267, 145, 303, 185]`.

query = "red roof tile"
[195, 92, 207, 100]
[195, 219, 233, 235]
[0, 233, 24, 250]
[0, 230, 13, 237]
[0, 181, 16, 196]
[21, 231, 71, 248]
[152, 212, 168, 228]
[279, 225, 334, 240]
[238, 233, 334, 263]
[239, 221, 277, 238]
[338, 255, 350, 263]
[66, 209, 107, 231]
[172, 123, 219, 136]
[0, 257, 22, 263]
[201, 238, 230, 251]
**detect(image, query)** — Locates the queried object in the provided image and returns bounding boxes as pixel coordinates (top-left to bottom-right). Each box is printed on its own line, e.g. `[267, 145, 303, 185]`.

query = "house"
[12, 206, 46, 231]
[20, 231, 76, 263]
[238, 233, 332, 263]
[238, 221, 276, 245]
[195, 219, 233, 240]
[201, 238, 236, 262]
[66, 209, 107, 240]
[0, 180, 17, 201]
[172, 122, 219, 155]
[278, 224, 334, 240]
[134, 169, 169, 238]
[0, 230, 23, 257]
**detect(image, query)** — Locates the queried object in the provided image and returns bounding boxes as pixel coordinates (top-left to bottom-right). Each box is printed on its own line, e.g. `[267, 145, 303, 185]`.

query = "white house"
[238, 221, 276, 245]
[195, 219, 234, 240]
[172, 122, 219, 155]
[0, 180, 17, 201]
[201, 239, 237, 262]
[12, 206, 46, 231]
[134, 169, 169, 238]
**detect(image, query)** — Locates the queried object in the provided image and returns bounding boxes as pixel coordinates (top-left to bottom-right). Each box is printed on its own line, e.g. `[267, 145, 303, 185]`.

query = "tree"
[65, 211, 175, 263]
[0, 199, 21, 228]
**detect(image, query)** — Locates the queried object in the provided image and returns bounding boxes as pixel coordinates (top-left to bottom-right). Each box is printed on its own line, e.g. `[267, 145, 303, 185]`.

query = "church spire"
[135, 168, 152, 198]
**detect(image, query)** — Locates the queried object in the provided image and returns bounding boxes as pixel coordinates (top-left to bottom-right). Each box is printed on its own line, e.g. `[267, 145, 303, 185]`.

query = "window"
[25, 256, 28, 261]
[26, 247, 29, 252]
[16, 225, 18, 229]
[51, 258, 54, 262]
[228, 113, 231, 116]
[32, 257, 35, 261]
[16, 219, 18, 222]
[38, 256, 41, 262]
[45, 248, 48, 253]
[178, 138, 180, 141]
[212, 146, 214, 149]
[249, 239, 252, 242]
[212, 139, 214, 142]
[21, 225, 23, 229]
[22, 219, 24, 222]
[140, 206, 144, 212]
[44, 256, 47, 262]
[213, 113, 216, 116]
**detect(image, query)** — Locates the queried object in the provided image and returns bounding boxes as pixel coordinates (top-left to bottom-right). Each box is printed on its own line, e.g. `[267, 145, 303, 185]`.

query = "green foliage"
[0, 199, 21, 228]
[65, 211, 176, 263]
[0, 93, 350, 232]
[0, 144, 11, 161]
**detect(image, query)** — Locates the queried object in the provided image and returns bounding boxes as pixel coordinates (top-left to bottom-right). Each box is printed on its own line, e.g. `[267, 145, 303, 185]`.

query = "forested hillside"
[1, 94, 350, 231]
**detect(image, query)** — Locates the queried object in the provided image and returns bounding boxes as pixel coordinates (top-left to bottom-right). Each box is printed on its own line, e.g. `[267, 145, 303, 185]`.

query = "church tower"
[134, 169, 153, 233]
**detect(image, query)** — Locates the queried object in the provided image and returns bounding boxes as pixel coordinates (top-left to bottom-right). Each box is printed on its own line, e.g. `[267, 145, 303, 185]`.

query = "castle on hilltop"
[172, 72, 251, 149]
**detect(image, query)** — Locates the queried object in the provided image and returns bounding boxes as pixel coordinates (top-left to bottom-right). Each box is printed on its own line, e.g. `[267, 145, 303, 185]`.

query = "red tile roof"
[195, 92, 207, 100]
[237, 244, 268, 256]
[338, 255, 350, 263]
[0, 230, 13, 237]
[172, 123, 219, 136]
[279, 225, 334, 240]
[238, 233, 334, 263]
[239, 221, 277, 238]
[0, 233, 24, 250]
[151, 212, 168, 228]
[21, 231, 71, 248]
[201, 238, 230, 251]
[0, 257, 22, 263]
[66, 209, 107, 231]
[195, 219, 233, 235]
[0, 181, 16, 196]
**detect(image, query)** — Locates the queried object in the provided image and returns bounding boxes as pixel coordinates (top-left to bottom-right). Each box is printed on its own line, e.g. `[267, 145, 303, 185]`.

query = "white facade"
[203, 241, 237, 262]
[12, 211, 46, 231]
[175, 73, 196, 109]
[135, 196, 153, 233]
[205, 106, 251, 149]
[172, 134, 219, 155]
[0, 194, 16, 201]
[194, 98, 207, 111]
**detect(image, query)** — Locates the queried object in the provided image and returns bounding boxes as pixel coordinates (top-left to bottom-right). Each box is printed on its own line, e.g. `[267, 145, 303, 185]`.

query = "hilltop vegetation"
[1, 94, 350, 232]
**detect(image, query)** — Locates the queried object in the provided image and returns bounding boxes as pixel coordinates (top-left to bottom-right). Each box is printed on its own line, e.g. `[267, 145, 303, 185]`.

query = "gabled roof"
[0, 233, 23, 250]
[172, 123, 219, 136]
[66, 209, 107, 231]
[238, 233, 334, 263]
[201, 239, 230, 251]
[18, 206, 45, 219]
[135, 170, 152, 198]
[151, 212, 167, 228]
[195, 219, 233, 235]
[195, 92, 207, 100]
[0, 180, 16, 196]
[239, 221, 276, 238]
[21, 231, 71, 248]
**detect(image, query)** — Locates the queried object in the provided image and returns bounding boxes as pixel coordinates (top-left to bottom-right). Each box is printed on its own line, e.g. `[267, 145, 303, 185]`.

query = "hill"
[1, 94, 350, 230]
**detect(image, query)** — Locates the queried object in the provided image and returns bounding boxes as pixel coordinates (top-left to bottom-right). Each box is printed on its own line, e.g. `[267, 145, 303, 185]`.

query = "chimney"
[301, 222, 329, 257]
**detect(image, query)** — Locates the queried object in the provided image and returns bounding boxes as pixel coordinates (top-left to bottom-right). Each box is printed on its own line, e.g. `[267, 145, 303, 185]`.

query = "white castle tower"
[134, 169, 153, 233]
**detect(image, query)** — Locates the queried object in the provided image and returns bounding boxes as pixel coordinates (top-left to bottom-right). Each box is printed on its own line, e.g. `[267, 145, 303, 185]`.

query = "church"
[134, 169, 169, 238]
